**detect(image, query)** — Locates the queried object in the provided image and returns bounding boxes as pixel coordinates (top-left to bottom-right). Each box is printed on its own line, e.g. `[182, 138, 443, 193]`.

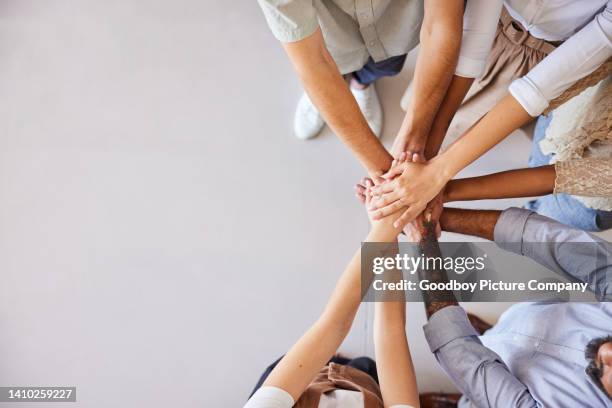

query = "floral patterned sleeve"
[554, 158, 612, 197]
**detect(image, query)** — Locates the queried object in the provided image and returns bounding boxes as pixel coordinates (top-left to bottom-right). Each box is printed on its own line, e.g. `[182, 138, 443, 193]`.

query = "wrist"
[443, 180, 456, 202]
[366, 225, 399, 242]
[429, 155, 454, 186]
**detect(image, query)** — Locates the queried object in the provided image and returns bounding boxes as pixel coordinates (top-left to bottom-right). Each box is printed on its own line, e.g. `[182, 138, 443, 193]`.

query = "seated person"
[244, 186, 419, 408]
[419, 206, 612, 407]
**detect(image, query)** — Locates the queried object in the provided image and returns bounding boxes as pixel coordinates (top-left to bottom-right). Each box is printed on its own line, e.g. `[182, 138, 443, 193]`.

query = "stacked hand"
[355, 152, 446, 238]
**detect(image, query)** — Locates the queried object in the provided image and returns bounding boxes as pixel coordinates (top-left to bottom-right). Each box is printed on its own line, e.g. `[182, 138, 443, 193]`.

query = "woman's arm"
[444, 165, 555, 202]
[373, 265, 420, 407]
[259, 194, 406, 402]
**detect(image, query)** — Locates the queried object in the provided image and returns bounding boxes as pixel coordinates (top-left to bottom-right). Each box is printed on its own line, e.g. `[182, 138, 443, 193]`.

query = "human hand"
[358, 179, 411, 238]
[367, 158, 448, 228]
[391, 129, 428, 161]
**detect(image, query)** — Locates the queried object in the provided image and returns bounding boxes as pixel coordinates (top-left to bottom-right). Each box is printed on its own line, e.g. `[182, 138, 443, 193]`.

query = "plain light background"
[1, 1, 609, 407]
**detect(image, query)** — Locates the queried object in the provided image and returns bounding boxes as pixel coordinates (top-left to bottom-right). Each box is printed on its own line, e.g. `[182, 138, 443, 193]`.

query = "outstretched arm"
[439, 207, 612, 299]
[416, 223, 538, 408]
[444, 166, 555, 202]
[373, 247, 419, 407]
[246, 192, 406, 406]
[283, 29, 392, 177]
[392, 0, 464, 159]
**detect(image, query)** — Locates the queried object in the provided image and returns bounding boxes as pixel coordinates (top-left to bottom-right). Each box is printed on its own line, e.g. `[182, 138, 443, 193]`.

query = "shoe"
[351, 83, 383, 138]
[294, 92, 325, 140]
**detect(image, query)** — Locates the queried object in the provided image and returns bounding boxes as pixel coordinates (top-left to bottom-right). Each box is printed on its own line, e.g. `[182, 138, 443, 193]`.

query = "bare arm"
[424, 76, 474, 159]
[393, 0, 464, 159]
[444, 165, 555, 202]
[438, 207, 501, 241]
[261, 198, 405, 401]
[374, 257, 419, 407]
[283, 29, 391, 176]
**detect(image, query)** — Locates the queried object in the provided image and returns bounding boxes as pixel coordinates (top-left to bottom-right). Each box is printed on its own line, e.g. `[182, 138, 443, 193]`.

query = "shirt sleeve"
[423, 306, 538, 408]
[456, 0, 503, 78]
[257, 0, 319, 43]
[244, 386, 294, 408]
[493, 207, 612, 300]
[509, 2, 612, 116]
[554, 158, 612, 197]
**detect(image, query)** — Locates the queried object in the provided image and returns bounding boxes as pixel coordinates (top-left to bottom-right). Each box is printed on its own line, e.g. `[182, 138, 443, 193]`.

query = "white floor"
[1, 2, 608, 407]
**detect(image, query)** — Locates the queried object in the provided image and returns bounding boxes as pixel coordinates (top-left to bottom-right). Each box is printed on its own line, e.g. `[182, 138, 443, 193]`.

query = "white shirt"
[505, 0, 612, 116]
[244, 386, 414, 408]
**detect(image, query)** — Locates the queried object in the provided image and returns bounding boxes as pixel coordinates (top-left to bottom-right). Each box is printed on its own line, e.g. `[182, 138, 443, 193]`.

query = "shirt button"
[369, 41, 375, 46]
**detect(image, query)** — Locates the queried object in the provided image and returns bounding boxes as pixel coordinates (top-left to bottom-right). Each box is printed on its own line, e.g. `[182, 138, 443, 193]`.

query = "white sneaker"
[351, 83, 383, 138]
[294, 92, 325, 140]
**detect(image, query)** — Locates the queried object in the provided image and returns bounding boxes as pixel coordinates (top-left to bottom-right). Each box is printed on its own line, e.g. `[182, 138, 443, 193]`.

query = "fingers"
[382, 163, 405, 179]
[393, 206, 420, 229]
[369, 180, 396, 196]
[371, 198, 407, 220]
[354, 184, 366, 204]
[369, 191, 401, 210]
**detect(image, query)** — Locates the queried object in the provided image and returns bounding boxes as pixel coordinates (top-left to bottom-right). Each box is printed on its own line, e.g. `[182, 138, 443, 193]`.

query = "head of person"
[585, 336, 612, 400]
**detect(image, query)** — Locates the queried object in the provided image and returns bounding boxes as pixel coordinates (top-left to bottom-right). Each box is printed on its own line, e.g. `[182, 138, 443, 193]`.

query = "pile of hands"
[355, 152, 447, 240]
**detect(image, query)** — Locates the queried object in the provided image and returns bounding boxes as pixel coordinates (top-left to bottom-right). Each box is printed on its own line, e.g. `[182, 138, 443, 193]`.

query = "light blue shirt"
[423, 208, 612, 407]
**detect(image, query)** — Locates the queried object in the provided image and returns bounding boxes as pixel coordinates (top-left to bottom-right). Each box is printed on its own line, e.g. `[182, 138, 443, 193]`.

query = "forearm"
[424, 308, 537, 407]
[399, 1, 463, 145]
[445, 166, 555, 202]
[424, 76, 474, 159]
[418, 223, 459, 318]
[374, 306, 419, 408]
[263, 228, 397, 398]
[432, 94, 533, 181]
[439, 207, 500, 241]
[284, 29, 391, 175]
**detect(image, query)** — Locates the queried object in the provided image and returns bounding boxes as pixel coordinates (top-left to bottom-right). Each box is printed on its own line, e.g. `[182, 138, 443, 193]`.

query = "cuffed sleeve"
[456, 0, 503, 78]
[508, 2, 612, 116]
[493, 207, 532, 254]
[494, 207, 612, 300]
[423, 306, 479, 352]
[257, 0, 319, 43]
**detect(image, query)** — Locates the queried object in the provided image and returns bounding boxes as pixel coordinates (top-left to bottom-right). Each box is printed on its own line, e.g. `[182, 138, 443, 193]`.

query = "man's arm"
[440, 207, 612, 300]
[393, 0, 464, 159]
[394, 0, 503, 159]
[416, 223, 537, 407]
[283, 29, 392, 177]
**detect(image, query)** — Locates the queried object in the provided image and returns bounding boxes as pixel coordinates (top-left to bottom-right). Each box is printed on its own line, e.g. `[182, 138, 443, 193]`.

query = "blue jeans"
[525, 115, 612, 231]
[353, 54, 407, 85]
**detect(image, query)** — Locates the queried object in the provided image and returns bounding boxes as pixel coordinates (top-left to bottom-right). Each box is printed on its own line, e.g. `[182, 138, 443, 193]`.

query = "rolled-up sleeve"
[456, 0, 503, 78]
[257, 0, 319, 43]
[494, 207, 612, 300]
[424, 306, 537, 408]
[509, 2, 612, 116]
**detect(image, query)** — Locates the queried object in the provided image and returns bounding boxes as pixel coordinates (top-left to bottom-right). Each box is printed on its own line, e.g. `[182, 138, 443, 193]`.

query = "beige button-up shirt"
[257, 0, 424, 74]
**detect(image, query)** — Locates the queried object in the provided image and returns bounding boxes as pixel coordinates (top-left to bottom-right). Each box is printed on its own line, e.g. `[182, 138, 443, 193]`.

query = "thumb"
[383, 163, 406, 180]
